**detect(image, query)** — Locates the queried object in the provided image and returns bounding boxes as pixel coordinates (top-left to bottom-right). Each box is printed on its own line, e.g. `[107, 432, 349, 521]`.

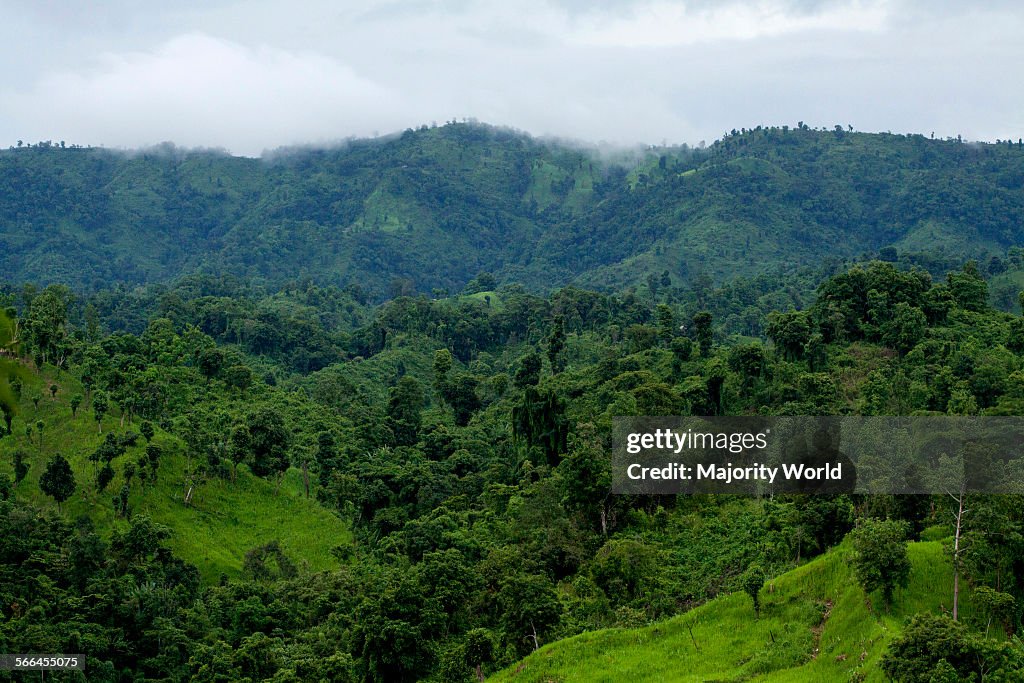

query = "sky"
[1, 0, 1022, 156]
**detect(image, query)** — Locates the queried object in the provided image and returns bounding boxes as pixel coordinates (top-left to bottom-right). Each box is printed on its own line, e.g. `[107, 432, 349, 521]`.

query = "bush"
[882, 613, 1024, 682]
[850, 518, 910, 607]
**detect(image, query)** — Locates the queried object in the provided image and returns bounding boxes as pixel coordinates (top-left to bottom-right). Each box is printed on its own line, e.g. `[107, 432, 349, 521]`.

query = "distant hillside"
[0, 360, 350, 581]
[3, 125, 1024, 297]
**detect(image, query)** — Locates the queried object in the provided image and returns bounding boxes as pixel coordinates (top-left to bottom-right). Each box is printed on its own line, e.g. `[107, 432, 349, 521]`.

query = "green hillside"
[491, 541, 967, 683]
[0, 363, 350, 582]
[4, 125, 1024, 298]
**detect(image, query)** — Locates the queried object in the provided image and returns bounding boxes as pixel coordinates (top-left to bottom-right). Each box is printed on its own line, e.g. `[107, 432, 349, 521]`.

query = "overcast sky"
[1, 0, 1021, 156]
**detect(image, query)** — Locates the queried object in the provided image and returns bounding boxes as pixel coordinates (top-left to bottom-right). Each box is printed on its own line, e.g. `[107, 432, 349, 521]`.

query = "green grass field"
[491, 540, 966, 682]
[0, 366, 350, 582]
[463, 290, 504, 310]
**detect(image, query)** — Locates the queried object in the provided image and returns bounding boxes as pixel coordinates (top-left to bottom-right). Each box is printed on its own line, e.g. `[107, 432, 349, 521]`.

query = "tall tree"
[512, 384, 568, 465]
[513, 352, 542, 389]
[946, 261, 988, 312]
[928, 452, 970, 621]
[92, 391, 109, 433]
[692, 311, 713, 357]
[655, 304, 675, 346]
[851, 518, 911, 608]
[25, 286, 70, 367]
[386, 376, 425, 446]
[546, 315, 567, 373]
[442, 373, 482, 427]
[12, 449, 29, 485]
[40, 454, 76, 514]
[243, 407, 291, 492]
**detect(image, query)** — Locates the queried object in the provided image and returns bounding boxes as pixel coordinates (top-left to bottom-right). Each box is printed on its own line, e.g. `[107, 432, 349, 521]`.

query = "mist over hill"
[3, 123, 1023, 298]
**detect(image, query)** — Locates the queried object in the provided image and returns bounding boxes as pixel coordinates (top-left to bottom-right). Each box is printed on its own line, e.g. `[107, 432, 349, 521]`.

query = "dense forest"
[2, 126, 1024, 681]
[3, 124, 1024, 299]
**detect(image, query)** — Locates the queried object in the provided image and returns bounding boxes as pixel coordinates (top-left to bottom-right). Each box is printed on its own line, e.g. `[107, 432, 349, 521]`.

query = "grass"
[463, 290, 504, 311]
[490, 541, 971, 682]
[0, 366, 350, 582]
[350, 187, 425, 234]
[892, 219, 999, 259]
[526, 158, 597, 214]
[989, 267, 1024, 313]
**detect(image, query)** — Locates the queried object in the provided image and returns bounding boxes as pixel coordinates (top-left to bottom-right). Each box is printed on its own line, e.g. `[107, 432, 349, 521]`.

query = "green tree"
[559, 423, 612, 534]
[591, 538, 657, 604]
[741, 563, 766, 617]
[197, 347, 225, 380]
[25, 286, 70, 366]
[765, 310, 811, 360]
[433, 348, 453, 401]
[512, 384, 568, 465]
[1008, 317, 1024, 353]
[498, 574, 561, 654]
[96, 462, 115, 493]
[692, 311, 713, 357]
[228, 423, 252, 481]
[851, 518, 911, 607]
[655, 304, 675, 346]
[386, 376, 424, 446]
[547, 315, 567, 373]
[243, 407, 291, 491]
[92, 391, 109, 433]
[947, 261, 988, 312]
[69, 393, 82, 418]
[974, 586, 1016, 637]
[12, 449, 29, 485]
[39, 454, 76, 513]
[946, 382, 978, 416]
[881, 612, 1024, 682]
[314, 430, 339, 489]
[728, 342, 768, 387]
[463, 628, 495, 682]
[352, 573, 433, 683]
[670, 337, 693, 378]
[881, 303, 926, 355]
[146, 443, 162, 482]
[513, 352, 542, 389]
[224, 364, 253, 391]
[113, 484, 130, 517]
[442, 373, 482, 427]
[625, 324, 657, 353]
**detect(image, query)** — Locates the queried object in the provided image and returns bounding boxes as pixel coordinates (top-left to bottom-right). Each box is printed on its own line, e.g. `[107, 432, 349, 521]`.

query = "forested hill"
[3, 124, 1024, 297]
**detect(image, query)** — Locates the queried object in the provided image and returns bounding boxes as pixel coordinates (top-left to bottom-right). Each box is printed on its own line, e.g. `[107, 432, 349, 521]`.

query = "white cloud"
[0, 1, 1022, 154]
[564, 0, 891, 48]
[1, 33, 401, 154]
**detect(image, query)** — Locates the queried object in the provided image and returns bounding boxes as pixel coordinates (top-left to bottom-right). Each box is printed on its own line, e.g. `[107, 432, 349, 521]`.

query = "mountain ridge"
[3, 123, 1023, 298]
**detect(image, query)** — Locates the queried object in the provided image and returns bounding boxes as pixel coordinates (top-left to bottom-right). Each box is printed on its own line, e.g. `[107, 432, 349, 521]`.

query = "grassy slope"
[491, 541, 969, 682]
[0, 366, 350, 582]
[989, 267, 1024, 313]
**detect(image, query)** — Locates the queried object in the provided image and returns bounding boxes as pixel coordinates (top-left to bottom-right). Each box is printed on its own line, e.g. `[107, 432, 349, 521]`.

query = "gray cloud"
[0, 0, 1021, 156]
